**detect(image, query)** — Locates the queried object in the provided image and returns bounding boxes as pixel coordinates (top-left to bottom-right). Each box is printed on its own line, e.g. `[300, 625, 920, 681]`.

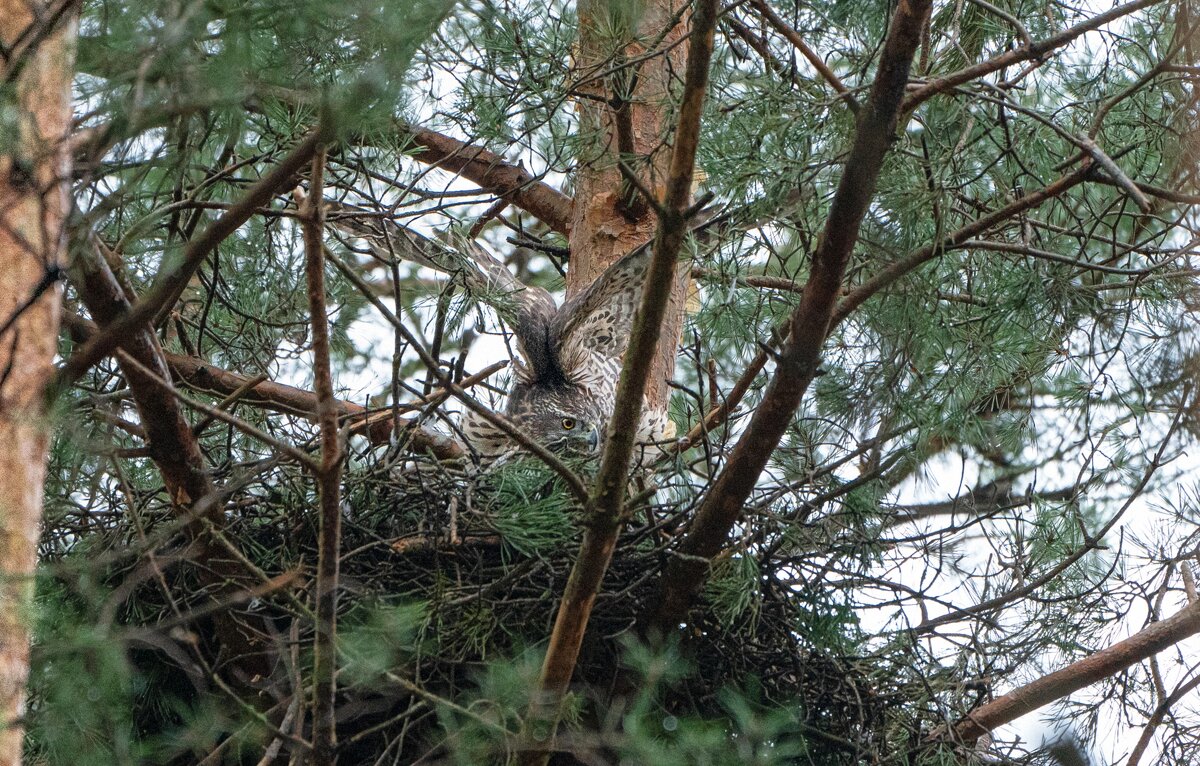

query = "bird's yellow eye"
[561, 418, 577, 430]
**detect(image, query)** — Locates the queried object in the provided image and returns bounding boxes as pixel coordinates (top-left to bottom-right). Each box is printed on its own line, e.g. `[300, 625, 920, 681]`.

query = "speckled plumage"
[326, 203, 669, 466]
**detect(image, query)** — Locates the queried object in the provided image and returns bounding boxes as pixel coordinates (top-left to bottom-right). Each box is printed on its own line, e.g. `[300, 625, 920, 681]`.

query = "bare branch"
[300, 148, 341, 766]
[948, 597, 1200, 743]
[397, 123, 574, 235]
[64, 314, 468, 460]
[521, 0, 723, 759]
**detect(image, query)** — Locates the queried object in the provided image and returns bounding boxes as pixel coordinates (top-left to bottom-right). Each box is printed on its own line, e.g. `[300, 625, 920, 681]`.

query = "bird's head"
[512, 409, 603, 456]
[505, 382, 606, 458]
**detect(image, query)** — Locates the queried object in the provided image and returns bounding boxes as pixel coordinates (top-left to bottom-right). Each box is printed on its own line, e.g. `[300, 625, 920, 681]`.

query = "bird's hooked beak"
[587, 426, 601, 454]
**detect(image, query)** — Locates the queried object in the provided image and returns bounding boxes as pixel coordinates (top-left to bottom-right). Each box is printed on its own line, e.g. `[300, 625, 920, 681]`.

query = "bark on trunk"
[0, 3, 75, 764]
[568, 0, 691, 410]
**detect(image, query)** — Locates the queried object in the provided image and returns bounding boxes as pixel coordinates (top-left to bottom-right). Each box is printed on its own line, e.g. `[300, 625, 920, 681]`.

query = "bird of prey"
[322, 201, 671, 467]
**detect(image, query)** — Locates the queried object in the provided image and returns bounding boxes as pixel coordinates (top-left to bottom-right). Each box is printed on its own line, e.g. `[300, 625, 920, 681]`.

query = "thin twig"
[748, 0, 861, 112]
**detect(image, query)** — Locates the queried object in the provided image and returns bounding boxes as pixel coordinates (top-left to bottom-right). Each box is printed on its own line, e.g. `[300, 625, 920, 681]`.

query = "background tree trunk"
[0, 3, 75, 764]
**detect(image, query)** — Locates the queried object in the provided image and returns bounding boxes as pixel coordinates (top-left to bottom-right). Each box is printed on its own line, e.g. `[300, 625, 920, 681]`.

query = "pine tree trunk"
[0, 4, 75, 764]
[568, 0, 691, 410]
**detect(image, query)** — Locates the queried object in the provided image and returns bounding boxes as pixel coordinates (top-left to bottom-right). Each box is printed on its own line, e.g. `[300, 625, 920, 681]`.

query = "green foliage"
[704, 552, 761, 626]
[434, 640, 822, 766]
[32, 0, 1200, 762]
[483, 460, 582, 557]
[25, 585, 129, 766]
[339, 601, 428, 686]
[24, 579, 259, 766]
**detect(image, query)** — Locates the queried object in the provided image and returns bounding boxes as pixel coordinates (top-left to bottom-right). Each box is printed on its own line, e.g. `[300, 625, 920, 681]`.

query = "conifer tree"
[11, 0, 1200, 764]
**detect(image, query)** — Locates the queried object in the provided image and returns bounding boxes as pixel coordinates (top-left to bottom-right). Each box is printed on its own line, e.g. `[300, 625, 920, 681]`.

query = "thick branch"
[398, 123, 574, 235]
[70, 240, 218, 518]
[950, 597, 1200, 742]
[642, 0, 932, 638]
[69, 238, 272, 677]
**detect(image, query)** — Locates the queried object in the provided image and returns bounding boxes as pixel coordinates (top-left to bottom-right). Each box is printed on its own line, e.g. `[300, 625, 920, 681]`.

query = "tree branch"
[946, 597, 1200, 743]
[832, 165, 1091, 325]
[398, 123, 574, 235]
[520, 0, 722, 760]
[57, 126, 330, 387]
[641, 0, 933, 639]
[302, 149, 342, 766]
[1124, 666, 1200, 766]
[747, 0, 860, 112]
[63, 315, 468, 461]
[913, 400, 1186, 633]
[69, 239, 220, 519]
[903, 0, 1169, 111]
[68, 236, 273, 677]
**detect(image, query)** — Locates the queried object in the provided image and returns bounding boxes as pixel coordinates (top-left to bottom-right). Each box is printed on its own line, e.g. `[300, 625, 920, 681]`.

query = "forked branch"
[642, 0, 933, 638]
